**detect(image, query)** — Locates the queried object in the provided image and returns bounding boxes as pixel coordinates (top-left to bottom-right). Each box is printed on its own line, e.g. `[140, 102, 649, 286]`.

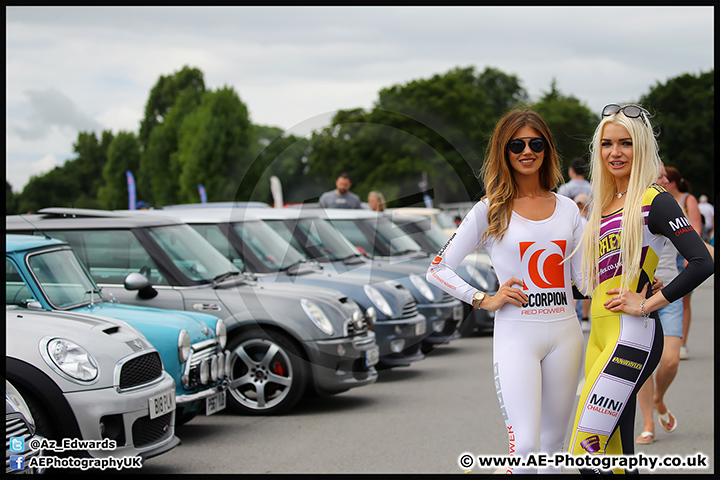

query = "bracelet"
[640, 298, 649, 328]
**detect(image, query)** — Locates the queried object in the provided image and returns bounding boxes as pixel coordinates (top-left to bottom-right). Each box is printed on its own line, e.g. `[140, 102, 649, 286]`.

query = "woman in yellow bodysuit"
[567, 104, 713, 474]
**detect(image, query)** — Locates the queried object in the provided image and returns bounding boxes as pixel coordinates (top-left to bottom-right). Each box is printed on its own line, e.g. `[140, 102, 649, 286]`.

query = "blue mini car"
[5, 234, 230, 424]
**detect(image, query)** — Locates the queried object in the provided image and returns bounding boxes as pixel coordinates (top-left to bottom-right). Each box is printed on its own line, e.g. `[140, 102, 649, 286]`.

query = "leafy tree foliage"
[6, 180, 18, 214]
[17, 167, 80, 213]
[139, 88, 204, 206]
[641, 70, 714, 198]
[308, 66, 530, 205]
[175, 87, 254, 202]
[531, 79, 596, 181]
[97, 131, 141, 210]
[138, 66, 205, 151]
[243, 125, 319, 204]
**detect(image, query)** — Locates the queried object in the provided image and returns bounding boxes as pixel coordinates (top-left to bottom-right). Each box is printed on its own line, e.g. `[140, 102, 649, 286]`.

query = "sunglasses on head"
[507, 137, 546, 154]
[602, 104, 648, 126]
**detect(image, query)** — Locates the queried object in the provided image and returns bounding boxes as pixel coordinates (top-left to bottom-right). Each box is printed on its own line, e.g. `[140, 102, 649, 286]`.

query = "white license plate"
[365, 346, 379, 367]
[415, 321, 427, 336]
[206, 390, 226, 416]
[148, 390, 176, 420]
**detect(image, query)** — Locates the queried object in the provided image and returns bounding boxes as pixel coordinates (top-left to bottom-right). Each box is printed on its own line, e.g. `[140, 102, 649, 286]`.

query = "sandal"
[636, 431, 655, 444]
[658, 410, 677, 433]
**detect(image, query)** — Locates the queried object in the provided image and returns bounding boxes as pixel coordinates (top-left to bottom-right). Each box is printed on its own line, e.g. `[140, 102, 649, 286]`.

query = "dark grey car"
[7, 208, 379, 416]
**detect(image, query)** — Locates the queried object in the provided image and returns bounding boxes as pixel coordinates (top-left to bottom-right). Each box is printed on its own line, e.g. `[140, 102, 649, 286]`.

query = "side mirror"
[124, 272, 158, 299]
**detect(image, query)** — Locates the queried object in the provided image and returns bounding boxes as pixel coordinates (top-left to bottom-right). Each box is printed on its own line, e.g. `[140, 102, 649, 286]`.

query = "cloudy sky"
[6, 6, 714, 193]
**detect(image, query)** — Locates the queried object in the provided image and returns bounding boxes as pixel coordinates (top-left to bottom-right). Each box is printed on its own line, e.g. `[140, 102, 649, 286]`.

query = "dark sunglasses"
[507, 137, 546, 154]
[602, 104, 648, 126]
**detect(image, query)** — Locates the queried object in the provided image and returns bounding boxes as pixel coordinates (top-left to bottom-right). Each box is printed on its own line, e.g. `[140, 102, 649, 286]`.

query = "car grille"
[6, 414, 33, 471]
[132, 412, 172, 448]
[185, 341, 224, 388]
[119, 352, 163, 390]
[440, 291, 455, 303]
[401, 301, 419, 319]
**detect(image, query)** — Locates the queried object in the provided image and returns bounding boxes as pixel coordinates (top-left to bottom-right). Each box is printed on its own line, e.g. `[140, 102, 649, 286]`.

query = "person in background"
[566, 104, 713, 473]
[557, 157, 592, 199]
[664, 166, 704, 360]
[697, 194, 714, 242]
[319, 172, 362, 209]
[635, 163, 683, 445]
[427, 108, 585, 474]
[572, 192, 591, 332]
[368, 191, 386, 211]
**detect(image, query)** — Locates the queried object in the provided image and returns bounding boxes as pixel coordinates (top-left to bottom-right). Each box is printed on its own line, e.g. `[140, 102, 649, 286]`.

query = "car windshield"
[405, 218, 450, 251]
[147, 225, 239, 283]
[189, 223, 247, 272]
[434, 211, 457, 230]
[25, 248, 101, 309]
[329, 217, 423, 257]
[230, 221, 306, 271]
[265, 218, 360, 262]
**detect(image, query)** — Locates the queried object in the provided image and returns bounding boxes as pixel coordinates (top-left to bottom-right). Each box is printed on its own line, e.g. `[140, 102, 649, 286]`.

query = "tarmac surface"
[126, 274, 714, 475]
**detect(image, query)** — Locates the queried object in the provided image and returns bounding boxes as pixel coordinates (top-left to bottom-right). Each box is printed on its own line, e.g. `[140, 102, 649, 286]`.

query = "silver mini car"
[6, 308, 180, 463]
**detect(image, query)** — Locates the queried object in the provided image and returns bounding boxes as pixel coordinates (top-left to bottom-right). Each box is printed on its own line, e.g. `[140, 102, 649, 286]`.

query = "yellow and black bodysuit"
[569, 184, 713, 474]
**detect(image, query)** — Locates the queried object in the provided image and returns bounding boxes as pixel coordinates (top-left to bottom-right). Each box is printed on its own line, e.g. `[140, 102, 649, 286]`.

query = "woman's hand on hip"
[483, 277, 528, 311]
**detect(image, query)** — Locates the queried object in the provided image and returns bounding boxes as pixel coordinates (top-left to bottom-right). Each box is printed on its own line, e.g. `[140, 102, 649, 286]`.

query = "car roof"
[6, 208, 184, 229]
[160, 201, 270, 209]
[390, 207, 443, 215]
[311, 208, 381, 220]
[6, 234, 67, 252]
[119, 207, 266, 224]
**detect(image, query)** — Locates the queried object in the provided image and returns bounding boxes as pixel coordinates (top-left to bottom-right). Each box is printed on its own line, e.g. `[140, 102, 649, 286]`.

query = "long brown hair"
[478, 108, 563, 243]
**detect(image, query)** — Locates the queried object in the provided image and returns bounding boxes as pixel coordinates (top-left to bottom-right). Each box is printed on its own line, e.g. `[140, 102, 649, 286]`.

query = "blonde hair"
[368, 191, 386, 211]
[479, 108, 563, 243]
[573, 105, 661, 293]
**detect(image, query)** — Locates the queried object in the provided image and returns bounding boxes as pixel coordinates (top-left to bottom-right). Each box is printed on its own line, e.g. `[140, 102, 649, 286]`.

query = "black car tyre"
[226, 327, 308, 415]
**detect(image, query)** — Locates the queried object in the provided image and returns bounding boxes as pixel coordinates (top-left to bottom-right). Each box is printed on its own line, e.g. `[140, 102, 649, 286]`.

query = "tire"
[226, 327, 308, 415]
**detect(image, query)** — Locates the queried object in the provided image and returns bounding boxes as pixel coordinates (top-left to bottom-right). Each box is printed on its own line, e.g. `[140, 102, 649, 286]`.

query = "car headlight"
[215, 320, 227, 349]
[465, 265, 490, 290]
[301, 299, 334, 336]
[178, 329, 191, 364]
[46, 338, 98, 382]
[409, 274, 435, 301]
[365, 307, 377, 326]
[363, 285, 393, 317]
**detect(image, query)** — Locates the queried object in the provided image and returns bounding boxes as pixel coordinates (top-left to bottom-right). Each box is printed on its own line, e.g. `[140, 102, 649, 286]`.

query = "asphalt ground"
[117, 274, 714, 475]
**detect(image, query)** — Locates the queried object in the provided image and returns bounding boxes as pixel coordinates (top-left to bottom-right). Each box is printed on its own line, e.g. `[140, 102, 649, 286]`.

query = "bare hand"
[482, 277, 528, 312]
[604, 283, 649, 317]
[651, 277, 663, 295]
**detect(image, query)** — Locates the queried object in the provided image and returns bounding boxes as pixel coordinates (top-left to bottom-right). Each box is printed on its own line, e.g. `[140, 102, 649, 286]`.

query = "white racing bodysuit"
[427, 193, 585, 474]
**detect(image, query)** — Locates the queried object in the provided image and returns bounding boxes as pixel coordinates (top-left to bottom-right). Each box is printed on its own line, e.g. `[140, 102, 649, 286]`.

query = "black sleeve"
[647, 191, 714, 303]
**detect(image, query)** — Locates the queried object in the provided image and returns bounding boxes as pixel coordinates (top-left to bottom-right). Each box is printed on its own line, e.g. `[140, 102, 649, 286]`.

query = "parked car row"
[5, 204, 497, 472]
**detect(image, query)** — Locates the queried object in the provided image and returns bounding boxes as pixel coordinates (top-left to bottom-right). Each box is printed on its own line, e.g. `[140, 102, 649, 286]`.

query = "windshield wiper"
[281, 260, 306, 275]
[212, 271, 241, 287]
[342, 254, 366, 265]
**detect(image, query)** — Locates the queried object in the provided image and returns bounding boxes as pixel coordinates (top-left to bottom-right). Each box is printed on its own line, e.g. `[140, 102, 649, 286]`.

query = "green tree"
[6, 180, 18, 214]
[175, 87, 255, 202]
[17, 167, 80, 213]
[640, 70, 714, 198]
[97, 131, 141, 210]
[245, 125, 317, 204]
[531, 79, 596, 180]
[138, 65, 205, 151]
[62, 130, 114, 208]
[308, 66, 529, 204]
[140, 88, 204, 206]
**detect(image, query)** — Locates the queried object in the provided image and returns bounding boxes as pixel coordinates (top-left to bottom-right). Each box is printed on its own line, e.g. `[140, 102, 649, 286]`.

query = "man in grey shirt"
[557, 157, 592, 199]
[319, 172, 362, 209]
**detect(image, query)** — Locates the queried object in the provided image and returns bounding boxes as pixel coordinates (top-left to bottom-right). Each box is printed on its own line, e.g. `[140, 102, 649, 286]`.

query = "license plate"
[415, 321, 427, 336]
[365, 346, 379, 367]
[206, 390, 226, 416]
[148, 390, 176, 420]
